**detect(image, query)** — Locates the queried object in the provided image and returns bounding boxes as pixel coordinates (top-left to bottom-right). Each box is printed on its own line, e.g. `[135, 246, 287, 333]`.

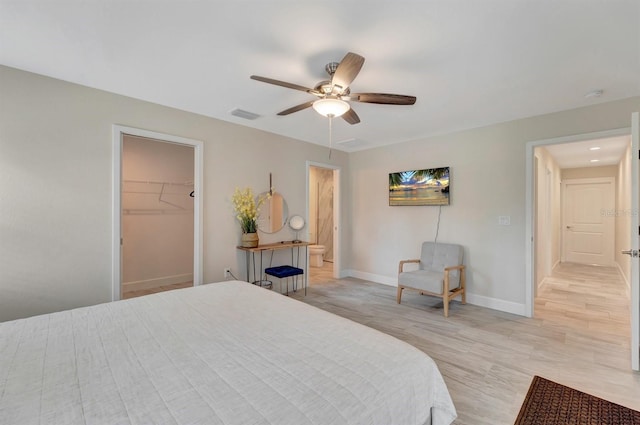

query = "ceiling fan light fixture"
[313, 97, 350, 117]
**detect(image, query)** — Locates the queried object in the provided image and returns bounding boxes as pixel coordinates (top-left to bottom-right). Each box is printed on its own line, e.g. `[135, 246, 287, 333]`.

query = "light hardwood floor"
[309, 261, 334, 284]
[291, 262, 640, 424]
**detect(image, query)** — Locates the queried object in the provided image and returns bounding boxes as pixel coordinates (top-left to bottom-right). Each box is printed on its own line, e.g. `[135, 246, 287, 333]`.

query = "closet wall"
[122, 135, 195, 292]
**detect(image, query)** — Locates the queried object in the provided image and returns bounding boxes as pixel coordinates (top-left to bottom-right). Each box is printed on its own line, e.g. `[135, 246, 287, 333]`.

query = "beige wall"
[2, 63, 640, 321]
[349, 96, 640, 314]
[0, 65, 349, 322]
[616, 142, 633, 288]
[534, 147, 562, 289]
[562, 165, 618, 180]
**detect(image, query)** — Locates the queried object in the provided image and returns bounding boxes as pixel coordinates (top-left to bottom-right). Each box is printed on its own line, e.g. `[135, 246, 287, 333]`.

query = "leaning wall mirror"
[257, 191, 288, 234]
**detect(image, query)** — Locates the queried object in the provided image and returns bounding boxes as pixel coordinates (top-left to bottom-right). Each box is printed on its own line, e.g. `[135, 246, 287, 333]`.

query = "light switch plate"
[498, 216, 511, 226]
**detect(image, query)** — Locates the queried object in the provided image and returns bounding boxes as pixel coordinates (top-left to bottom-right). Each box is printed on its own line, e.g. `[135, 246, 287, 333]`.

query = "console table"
[237, 241, 310, 295]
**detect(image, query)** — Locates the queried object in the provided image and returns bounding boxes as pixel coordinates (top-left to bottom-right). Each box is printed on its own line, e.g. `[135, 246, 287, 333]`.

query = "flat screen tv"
[389, 167, 450, 206]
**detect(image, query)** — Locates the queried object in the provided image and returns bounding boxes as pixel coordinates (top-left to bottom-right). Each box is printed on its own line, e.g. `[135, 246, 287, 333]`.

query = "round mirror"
[256, 191, 288, 234]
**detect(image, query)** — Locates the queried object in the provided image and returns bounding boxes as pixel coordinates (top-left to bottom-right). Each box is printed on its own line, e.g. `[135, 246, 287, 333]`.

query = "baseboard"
[464, 293, 526, 316]
[346, 269, 526, 316]
[347, 270, 397, 286]
[123, 273, 193, 291]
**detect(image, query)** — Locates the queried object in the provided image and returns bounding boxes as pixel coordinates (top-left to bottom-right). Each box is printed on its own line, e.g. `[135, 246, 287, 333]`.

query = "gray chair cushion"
[398, 269, 445, 293]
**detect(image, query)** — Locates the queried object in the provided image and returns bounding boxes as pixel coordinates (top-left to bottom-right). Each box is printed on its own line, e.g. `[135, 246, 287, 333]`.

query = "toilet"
[309, 245, 326, 267]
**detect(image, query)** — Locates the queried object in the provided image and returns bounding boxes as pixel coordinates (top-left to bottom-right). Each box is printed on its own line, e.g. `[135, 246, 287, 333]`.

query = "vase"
[241, 232, 259, 248]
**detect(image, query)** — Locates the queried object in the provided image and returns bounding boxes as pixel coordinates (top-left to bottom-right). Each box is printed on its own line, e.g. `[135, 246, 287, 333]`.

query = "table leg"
[245, 251, 250, 282]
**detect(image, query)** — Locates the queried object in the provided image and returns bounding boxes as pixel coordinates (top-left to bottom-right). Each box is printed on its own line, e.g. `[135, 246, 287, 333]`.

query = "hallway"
[535, 262, 630, 343]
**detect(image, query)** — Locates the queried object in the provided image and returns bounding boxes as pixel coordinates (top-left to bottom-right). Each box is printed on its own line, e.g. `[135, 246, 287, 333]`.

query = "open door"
[631, 112, 640, 371]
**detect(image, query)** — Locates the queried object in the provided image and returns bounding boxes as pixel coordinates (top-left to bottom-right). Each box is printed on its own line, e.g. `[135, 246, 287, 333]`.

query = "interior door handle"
[622, 249, 639, 257]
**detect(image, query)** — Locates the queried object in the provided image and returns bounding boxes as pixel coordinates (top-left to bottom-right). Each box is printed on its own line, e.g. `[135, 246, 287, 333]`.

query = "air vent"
[230, 108, 261, 120]
[584, 89, 603, 99]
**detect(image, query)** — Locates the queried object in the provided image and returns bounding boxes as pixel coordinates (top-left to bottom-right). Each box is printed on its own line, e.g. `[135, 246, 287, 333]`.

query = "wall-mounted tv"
[389, 167, 450, 206]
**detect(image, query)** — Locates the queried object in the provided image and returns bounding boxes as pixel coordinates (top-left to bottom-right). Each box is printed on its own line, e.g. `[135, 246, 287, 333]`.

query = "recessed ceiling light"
[590, 159, 600, 163]
[589, 146, 601, 151]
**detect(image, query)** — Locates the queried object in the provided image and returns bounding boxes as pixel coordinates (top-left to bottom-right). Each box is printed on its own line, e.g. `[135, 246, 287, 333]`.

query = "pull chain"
[328, 114, 333, 160]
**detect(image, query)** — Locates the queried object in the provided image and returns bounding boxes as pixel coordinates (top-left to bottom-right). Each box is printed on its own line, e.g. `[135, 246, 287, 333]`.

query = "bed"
[0, 280, 456, 425]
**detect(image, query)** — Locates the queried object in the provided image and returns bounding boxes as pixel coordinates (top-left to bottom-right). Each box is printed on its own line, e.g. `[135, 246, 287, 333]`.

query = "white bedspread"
[0, 281, 456, 425]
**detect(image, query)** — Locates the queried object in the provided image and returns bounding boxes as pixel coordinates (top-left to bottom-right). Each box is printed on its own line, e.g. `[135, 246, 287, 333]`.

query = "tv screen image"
[389, 167, 450, 206]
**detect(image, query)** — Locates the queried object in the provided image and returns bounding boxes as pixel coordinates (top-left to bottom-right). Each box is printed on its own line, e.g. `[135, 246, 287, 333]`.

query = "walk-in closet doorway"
[112, 125, 203, 301]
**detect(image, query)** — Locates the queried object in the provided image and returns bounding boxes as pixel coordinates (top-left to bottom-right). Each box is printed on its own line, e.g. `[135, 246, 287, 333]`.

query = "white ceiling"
[543, 135, 630, 169]
[1, 0, 639, 152]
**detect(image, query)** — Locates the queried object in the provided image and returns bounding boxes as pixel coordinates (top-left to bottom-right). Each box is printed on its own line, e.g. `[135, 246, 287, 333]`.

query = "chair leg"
[396, 286, 403, 304]
[443, 273, 450, 317]
[460, 268, 466, 304]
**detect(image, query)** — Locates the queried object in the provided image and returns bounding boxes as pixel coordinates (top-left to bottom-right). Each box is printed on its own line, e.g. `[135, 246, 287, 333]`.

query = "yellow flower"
[231, 187, 270, 233]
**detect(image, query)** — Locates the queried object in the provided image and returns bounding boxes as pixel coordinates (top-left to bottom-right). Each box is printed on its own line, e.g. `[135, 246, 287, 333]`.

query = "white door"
[629, 112, 639, 371]
[562, 178, 615, 266]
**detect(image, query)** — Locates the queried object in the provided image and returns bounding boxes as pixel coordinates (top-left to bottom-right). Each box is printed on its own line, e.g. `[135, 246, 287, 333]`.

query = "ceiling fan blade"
[331, 52, 365, 93]
[277, 101, 315, 116]
[352, 93, 417, 105]
[341, 108, 361, 125]
[250, 75, 321, 95]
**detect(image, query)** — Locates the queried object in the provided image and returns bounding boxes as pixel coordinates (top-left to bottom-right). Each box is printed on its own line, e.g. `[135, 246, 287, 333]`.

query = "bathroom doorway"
[307, 162, 340, 284]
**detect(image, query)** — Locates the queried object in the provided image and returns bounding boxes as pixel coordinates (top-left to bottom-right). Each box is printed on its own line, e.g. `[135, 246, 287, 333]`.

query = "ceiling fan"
[250, 52, 416, 125]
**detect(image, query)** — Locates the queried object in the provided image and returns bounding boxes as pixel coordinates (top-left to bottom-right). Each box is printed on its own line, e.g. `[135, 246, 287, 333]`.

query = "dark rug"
[514, 376, 640, 425]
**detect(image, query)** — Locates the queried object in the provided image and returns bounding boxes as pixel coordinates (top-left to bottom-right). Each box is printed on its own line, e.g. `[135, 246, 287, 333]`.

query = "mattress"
[0, 280, 456, 425]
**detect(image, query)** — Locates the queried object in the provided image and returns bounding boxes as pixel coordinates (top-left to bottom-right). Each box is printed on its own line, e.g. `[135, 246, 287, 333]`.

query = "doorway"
[121, 135, 194, 299]
[527, 129, 631, 315]
[307, 162, 340, 284]
[112, 125, 203, 301]
[527, 130, 635, 365]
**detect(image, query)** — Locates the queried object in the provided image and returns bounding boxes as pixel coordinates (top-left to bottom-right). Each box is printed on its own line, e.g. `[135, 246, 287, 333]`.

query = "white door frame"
[630, 112, 639, 370]
[306, 161, 341, 279]
[112, 125, 204, 301]
[525, 127, 630, 317]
